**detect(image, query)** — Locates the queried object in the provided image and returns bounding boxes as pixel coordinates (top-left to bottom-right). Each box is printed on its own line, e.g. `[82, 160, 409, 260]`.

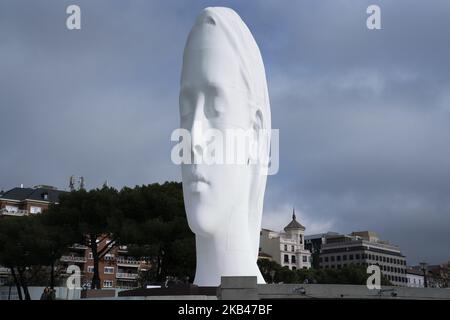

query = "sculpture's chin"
[185, 202, 224, 237]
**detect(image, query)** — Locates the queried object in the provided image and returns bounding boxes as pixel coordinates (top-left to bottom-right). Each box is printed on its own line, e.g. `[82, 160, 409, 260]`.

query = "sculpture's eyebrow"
[180, 81, 248, 96]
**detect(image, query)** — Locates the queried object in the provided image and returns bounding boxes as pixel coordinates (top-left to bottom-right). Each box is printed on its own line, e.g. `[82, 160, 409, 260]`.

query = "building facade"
[260, 210, 311, 270]
[60, 240, 148, 289]
[406, 268, 425, 288]
[319, 231, 408, 286]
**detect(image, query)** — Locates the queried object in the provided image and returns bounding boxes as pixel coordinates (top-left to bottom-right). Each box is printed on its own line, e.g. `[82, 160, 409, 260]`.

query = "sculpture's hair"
[188, 7, 272, 260]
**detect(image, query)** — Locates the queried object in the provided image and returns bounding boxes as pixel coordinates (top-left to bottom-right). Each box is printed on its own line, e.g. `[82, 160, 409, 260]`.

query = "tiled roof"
[0, 187, 65, 203]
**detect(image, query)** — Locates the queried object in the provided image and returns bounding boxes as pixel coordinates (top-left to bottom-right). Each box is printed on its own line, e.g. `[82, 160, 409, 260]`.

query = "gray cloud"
[1, 0, 449, 265]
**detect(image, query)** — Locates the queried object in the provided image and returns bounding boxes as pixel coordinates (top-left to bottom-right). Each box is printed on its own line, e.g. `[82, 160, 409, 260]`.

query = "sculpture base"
[118, 284, 218, 298]
[117, 278, 450, 300]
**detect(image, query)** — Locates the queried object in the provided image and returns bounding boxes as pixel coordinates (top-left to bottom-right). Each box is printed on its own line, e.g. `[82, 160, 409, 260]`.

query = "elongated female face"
[180, 14, 255, 236]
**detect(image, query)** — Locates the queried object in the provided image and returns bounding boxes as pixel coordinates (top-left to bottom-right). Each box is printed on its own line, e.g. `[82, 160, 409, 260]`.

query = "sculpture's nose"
[190, 95, 206, 162]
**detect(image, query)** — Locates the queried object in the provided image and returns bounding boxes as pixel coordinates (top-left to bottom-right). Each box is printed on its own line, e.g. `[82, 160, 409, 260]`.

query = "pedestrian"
[40, 287, 49, 300]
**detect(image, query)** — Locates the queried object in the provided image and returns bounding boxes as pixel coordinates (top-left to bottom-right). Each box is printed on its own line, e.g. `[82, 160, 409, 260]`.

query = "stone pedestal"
[219, 276, 258, 300]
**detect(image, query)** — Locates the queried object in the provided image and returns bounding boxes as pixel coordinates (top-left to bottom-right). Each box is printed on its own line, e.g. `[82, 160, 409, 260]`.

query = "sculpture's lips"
[187, 169, 210, 186]
[190, 172, 210, 185]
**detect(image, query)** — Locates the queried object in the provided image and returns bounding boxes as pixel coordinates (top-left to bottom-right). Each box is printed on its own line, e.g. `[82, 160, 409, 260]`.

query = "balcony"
[69, 244, 88, 250]
[116, 284, 139, 290]
[0, 208, 28, 217]
[116, 272, 138, 279]
[60, 255, 87, 263]
[0, 267, 11, 274]
[116, 258, 140, 267]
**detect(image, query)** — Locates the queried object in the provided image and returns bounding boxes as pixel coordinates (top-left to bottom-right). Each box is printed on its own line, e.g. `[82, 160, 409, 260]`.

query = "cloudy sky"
[1, 0, 449, 265]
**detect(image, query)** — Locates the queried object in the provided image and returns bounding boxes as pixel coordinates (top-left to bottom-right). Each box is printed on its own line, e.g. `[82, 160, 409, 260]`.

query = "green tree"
[258, 259, 392, 286]
[36, 207, 77, 288]
[0, 216, 49, 299]
[45, 187, 120, 289]
[114, 183, 195, 283]
[257, 259, 282, 283]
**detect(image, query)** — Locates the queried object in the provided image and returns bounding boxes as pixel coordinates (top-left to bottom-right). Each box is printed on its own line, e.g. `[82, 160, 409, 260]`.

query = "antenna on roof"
[79, 177, 85, 190]
[69, 175, 75, 191]
[69, 175, 85, 191]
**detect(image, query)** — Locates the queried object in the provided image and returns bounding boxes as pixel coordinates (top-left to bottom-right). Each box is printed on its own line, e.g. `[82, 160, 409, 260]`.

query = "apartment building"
[319, 231, 408, 286]
[60, 239, 147, 289]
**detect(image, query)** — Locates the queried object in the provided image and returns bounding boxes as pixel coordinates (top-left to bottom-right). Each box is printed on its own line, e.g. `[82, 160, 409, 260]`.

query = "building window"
[331, 256, 335, 262]
[88, 252, 93, 260]
[5, 205, 18, 212]
[343, 255, 347, 261]
[104, 254, 114, 260]
[300, 235, 303, 244]
[104, 267, 114, 274]
[103, 280, 113, 288]
[337, 255, 341, 261]
[284, 254, 289, 263]
[319, 257, 323, 263]
[349, 254, 354, 260]
[355, 254, 360, 260]
[87, 266, 94, 273]
[303, 256, 307, 262]
[30, 206, 42, 214]
[291, 246, 295, 252]
[324, 257, 329, 262]
[284, 245, 287, 251]
[292, 255, 296, 264]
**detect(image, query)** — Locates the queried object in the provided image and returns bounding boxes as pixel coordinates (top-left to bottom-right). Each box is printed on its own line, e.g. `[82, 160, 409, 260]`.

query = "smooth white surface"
[179, 7, 271, 286]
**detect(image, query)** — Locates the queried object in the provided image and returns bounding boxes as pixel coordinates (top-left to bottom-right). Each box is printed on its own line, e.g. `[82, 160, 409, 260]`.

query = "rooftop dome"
[284, 207, 305, 231]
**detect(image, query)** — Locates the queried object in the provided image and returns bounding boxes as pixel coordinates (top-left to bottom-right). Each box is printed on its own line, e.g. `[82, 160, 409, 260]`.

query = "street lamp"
[419, 262, 428, 288]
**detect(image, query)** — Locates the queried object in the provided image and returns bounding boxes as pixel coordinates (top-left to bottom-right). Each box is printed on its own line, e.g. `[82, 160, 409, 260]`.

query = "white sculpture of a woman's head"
[179, 7, 271, 286]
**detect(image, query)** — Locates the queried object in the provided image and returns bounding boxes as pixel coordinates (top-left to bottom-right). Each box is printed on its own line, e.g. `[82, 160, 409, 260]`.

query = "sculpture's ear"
[253, 109, 264, 132]
[249, 108, 264, 164]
